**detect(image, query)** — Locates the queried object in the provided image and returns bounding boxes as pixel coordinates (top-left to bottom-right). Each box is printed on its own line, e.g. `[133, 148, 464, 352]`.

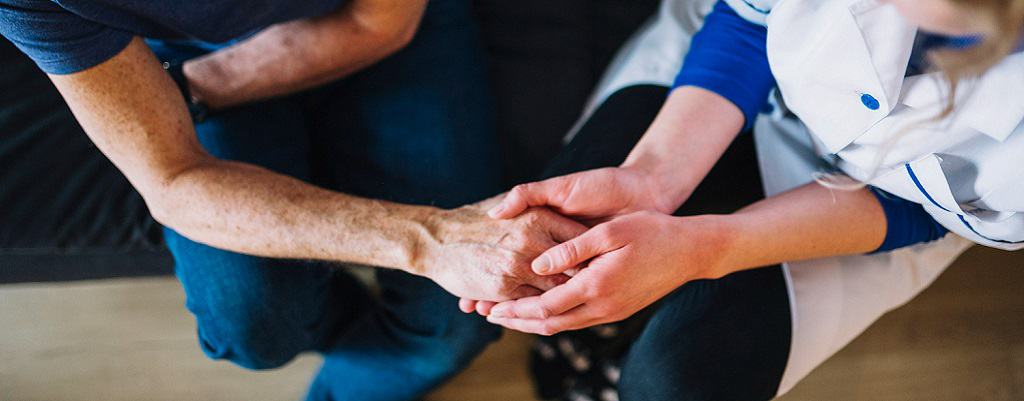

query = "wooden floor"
[1, 246, 1022, 401]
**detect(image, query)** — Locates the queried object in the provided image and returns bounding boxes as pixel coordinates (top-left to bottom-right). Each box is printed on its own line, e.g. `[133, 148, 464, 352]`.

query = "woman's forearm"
[621, 86, 745, 210]
[706, 182, 888, 278]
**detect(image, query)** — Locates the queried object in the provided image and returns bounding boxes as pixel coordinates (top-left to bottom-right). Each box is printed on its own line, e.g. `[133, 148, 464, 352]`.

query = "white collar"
[899, 53, 1024, 142]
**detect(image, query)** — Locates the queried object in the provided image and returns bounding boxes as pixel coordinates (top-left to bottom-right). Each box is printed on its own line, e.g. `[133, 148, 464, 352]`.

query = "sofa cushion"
[0, 38, 171, 282]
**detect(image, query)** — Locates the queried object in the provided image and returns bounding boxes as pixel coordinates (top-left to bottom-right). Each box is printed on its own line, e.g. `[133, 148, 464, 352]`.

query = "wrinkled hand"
[487, 167, 678, 223]
[418, 203, 587, 302]
[479, 212, 730, 335]
[460, 167, 680, 315]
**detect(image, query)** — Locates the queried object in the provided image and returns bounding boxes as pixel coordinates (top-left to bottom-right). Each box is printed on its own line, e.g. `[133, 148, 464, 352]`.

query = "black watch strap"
[161, 60, 209, 123]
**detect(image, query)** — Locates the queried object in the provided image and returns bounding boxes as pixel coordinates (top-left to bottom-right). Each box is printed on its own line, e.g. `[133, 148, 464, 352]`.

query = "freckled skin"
[183, 0, 426, 109]
[45, 0, 582, 302]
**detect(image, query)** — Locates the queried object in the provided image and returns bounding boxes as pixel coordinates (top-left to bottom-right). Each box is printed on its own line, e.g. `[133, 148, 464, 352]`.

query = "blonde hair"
[814, 0, 1024, 190]
[932, 0, 1024, 115]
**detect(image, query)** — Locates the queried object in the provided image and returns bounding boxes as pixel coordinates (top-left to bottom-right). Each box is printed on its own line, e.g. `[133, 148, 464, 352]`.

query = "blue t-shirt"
[0, 0, 346, 74]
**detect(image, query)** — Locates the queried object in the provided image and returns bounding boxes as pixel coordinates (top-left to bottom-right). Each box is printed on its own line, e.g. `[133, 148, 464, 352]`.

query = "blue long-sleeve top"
[673, 0, 948, 252]
[869, 187, 950, 252]
[673, 0, 774, 132]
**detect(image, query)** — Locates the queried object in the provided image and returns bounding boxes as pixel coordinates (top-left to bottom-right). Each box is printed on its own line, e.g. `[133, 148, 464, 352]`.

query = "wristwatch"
[161, 60, 209, 123]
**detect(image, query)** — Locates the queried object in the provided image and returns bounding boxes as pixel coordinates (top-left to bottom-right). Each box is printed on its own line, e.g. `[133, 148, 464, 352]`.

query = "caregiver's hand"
[483, 211, 732, 335]
[487, 167, 678, 223]
[462, 167, 679, 316]
[417, 204, 587, 302]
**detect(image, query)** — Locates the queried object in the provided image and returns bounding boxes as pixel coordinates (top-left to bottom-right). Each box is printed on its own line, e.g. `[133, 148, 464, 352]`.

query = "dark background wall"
[475, 0, 659, 184]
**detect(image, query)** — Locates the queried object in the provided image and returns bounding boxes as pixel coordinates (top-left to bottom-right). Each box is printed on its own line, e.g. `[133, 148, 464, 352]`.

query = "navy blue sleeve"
[869, 186, 950, 253]
[673, 0, 775, 131]
[0, 0, 132, 74]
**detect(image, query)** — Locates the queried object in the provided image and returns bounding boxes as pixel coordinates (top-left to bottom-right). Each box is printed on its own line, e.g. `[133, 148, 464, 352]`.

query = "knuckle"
[518, 182, 538, 195]
[524, 210, 544, 225]
[595, 225, 618, 244]
[588, 277, 613, 297]
[530, 209, 552, 224]
[558, 243, 579, 265]
[503, 233, 527, 249]
[508, 184, 528, 201]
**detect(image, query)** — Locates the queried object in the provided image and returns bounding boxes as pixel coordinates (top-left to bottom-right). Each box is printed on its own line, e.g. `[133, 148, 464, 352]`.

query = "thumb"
[488, 178, 567, 219]
[532, 228, 608, 276]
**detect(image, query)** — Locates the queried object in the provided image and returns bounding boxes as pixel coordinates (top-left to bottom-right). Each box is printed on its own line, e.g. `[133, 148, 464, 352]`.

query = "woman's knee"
[618, 268, 791, 401]
[617, 335, 723, 401]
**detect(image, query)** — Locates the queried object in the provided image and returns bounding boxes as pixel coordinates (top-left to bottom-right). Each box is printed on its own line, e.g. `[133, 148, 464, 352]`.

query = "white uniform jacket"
[576, 0, 1023, 396]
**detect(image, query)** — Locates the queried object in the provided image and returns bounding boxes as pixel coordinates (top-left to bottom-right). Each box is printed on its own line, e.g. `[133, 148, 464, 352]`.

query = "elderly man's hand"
[416, 203, 587, 302]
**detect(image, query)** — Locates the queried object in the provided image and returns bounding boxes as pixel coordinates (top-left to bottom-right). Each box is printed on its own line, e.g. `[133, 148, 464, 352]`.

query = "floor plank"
[1, 246, 1021, 401]
[778, 246, 1024, 401]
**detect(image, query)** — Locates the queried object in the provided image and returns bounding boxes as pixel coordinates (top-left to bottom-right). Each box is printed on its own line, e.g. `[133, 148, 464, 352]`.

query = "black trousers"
[539, 85, 792, 401]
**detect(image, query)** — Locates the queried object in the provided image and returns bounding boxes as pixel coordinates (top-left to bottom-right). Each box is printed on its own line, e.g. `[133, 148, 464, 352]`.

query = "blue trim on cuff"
[904, 163, 951, 212]
[738, 0, 771, 14]
[957, 215, 1024, 244]
[905, 163, 1024, 245]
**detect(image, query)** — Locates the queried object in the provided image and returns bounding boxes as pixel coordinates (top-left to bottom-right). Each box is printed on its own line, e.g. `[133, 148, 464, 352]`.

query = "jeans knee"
[168, 229, 356, 371]
[194, 309, 311, 370]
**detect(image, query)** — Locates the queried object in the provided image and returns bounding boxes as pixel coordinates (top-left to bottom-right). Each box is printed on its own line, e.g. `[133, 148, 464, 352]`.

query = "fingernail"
[532, 255, 552, 274]
[489, 307, 507, 318]
[487, 204, 505, 218]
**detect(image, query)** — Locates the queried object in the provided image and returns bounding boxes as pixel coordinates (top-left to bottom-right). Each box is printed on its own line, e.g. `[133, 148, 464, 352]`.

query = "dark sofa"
[0, 0, 659, 283]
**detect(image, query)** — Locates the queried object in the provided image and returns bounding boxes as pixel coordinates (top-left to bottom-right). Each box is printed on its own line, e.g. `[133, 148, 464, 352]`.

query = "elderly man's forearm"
[182, 0, 426, 109]
[150, 158, 437, 272]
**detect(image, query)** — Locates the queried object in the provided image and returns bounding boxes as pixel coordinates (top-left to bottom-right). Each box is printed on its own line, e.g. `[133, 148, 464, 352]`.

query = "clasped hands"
[435, 167, 733, 336]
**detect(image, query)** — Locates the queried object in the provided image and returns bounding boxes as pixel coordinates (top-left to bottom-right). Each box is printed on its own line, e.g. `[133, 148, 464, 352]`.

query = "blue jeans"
[150, 1, 503, 400]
